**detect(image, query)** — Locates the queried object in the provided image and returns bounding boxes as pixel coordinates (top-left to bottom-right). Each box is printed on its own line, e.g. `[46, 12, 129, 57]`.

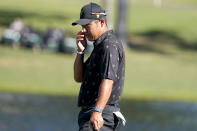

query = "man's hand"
[76, 30, 87, 52]
[90, 111, 104, 131]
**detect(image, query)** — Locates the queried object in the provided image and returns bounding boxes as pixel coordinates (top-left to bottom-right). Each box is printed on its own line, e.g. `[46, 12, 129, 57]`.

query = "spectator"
[10, 18, 24, 32]
[1, 18, 24, 45]
[20, 25, 43, 49]
[44, 28, 64, 51]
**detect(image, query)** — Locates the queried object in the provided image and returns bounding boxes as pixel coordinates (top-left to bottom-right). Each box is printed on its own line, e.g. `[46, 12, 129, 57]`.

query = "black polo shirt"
[78, 30, 125, 107]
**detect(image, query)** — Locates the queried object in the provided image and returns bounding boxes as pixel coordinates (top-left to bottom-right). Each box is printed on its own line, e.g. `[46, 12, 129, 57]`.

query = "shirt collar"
[93, 30, 113, 47]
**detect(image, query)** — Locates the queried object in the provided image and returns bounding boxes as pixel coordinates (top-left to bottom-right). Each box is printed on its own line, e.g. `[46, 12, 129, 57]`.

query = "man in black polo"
[73, 3, 126, 131]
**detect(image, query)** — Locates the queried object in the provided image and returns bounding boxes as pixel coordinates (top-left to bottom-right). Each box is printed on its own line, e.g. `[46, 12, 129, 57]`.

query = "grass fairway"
[129, 4, 197, 42]
[0, 45, 79, 96]
[0, 0, 197, 102]
[125, 49, 197, 101]
[0, 0, 197, 42]
[0, 45, 197, 102]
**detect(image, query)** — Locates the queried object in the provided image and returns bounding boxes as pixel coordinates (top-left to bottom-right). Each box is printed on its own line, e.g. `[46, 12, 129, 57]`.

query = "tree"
[103, 0, 129, 47]
[116, 0, 129, 47]
[102, 0, 114, 29]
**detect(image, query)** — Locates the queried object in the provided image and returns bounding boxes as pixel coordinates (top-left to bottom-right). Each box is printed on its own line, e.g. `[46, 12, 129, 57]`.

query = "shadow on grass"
[0, 9, 69, 27]
[0, 92, 197, 131]
[129, 29, 197, 53]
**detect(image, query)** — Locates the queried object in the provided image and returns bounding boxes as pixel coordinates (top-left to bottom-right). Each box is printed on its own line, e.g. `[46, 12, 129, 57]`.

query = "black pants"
[78, 105, 121, 131]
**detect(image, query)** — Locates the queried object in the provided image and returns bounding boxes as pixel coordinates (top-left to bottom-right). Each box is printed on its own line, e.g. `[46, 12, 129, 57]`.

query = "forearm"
[95, 79, 113, 110]
[74, 54, 84, 82]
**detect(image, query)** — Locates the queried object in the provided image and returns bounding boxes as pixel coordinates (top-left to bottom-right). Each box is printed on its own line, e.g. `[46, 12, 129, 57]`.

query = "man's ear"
[100, 19, 105, 27]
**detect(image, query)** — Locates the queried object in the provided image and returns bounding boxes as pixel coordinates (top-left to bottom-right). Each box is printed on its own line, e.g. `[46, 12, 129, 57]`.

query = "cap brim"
[72, 19, 94, 26]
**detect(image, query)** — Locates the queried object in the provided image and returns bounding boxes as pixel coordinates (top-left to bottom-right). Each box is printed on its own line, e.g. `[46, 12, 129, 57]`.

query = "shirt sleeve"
[100, 44, 119, 81]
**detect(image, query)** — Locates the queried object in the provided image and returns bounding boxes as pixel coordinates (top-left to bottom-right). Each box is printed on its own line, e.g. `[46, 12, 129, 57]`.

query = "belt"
[81, 106, 93, 110]
[81, 104, 119, 110]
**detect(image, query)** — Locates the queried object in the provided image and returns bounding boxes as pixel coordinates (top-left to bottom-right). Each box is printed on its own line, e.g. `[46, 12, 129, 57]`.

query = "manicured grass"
[0, 0, 197, 101]
[0, 45, 79, 96]
[0, 0, 197, 42]
[132, 0, 197, 4]
[129, 4, 197, 42]
[124, 49, 197, 101]
[0, 0, 102, 34]
[0, 45, 197, 101]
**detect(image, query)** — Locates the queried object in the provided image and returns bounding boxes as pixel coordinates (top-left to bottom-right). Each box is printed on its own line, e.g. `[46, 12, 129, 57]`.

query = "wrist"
[92, 111, 102, 116]
[92, 107, 103, 113]
[77, 48, 85, 52]
[77, 50, 84, 55]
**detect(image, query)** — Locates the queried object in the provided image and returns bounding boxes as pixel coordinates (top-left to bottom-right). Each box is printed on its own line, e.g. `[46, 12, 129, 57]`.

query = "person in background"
[1, 18, 24, 45]
[10, 18, 24, 32]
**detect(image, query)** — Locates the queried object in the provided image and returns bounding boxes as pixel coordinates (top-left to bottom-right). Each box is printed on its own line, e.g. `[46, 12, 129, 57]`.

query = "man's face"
[82, 20, 101, 41]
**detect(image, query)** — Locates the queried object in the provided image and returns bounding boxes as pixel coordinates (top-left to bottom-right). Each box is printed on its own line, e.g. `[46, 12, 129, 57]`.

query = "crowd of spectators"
[1, 18, 93, 54]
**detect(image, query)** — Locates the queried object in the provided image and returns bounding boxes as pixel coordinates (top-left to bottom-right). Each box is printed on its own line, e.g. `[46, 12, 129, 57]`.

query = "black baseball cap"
[72, 3, 106, 26]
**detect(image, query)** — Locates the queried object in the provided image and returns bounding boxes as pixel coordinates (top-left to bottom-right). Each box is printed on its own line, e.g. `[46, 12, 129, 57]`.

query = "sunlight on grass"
[0, 45, 197, 101]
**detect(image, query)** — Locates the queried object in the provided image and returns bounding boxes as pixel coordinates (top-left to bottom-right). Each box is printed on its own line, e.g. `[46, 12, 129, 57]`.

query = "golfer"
[73, 3, 126, 131]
